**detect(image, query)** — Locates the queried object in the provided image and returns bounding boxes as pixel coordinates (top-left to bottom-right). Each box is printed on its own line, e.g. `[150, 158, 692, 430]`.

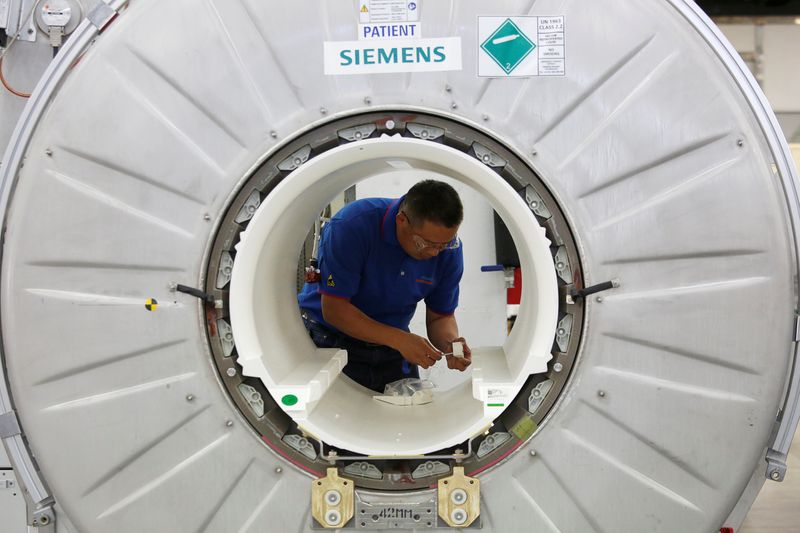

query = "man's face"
[396, 211, 460, 260]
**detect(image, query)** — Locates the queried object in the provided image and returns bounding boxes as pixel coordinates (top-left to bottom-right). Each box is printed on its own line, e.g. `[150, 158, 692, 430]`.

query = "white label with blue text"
[359, 22, 421, 40]
[324, 37, 462, 75]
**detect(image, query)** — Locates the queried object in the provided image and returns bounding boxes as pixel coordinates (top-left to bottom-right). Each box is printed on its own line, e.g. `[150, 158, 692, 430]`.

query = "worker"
[298, 179, 472, 393]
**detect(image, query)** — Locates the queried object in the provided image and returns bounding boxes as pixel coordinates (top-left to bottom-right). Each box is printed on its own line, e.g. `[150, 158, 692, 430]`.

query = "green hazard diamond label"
[480, 18, 536, 75]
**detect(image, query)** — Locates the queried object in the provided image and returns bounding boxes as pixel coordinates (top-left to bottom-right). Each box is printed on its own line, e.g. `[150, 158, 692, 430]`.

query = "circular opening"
[229, 137, 559, 456]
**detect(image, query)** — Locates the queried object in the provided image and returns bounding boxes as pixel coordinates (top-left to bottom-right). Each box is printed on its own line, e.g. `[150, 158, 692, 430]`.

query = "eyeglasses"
[402, 211, 461, 251]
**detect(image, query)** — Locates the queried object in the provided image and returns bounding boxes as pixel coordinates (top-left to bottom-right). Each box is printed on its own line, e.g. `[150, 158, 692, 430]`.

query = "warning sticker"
[359, 0, 420, 23]
[478, 16, 565, 77]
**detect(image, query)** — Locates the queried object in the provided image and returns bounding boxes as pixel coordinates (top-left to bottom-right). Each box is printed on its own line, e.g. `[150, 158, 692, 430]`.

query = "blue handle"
[481, 264, 505, 272]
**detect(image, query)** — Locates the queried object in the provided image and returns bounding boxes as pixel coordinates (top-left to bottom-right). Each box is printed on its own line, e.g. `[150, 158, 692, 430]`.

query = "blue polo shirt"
[297, 197, 464, 332]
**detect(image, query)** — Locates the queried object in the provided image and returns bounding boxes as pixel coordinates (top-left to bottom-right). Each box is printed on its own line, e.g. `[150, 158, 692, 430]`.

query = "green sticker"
[481, 19, 537, 75]
[281, 394, 299, 406]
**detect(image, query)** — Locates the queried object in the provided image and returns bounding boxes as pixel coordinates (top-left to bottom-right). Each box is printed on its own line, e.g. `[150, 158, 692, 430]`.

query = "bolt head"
[226, 368, 236, 377]
[451, 102, 458, 109]
[203, 214, 211, 221]
[226, 420, 234, 427]
[186, 394, 194, 401]
[771, 470, 781, 480]
[598, 390, 606, 398]
[530, 449, 537, 456]
[275, 467, 283, 474]
[553, 362, 564, 373]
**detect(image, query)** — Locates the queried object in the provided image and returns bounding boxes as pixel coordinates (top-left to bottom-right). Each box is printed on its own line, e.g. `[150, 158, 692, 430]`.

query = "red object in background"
[720, 528, 734, 533]
[507, 267, 522, 305]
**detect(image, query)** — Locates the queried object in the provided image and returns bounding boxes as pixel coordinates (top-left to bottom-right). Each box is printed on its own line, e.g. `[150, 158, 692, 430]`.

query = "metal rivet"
[168, 282, 177, 291]
[203, 213, 211, 221]
[482, 114, 490, 121]
[226, 420, 234, 427]
[530, 449, 537, 456]
[553, 362, 564, 373]
[226, 368, 236, 377]
[386, 120, 396, 130]
[598, 390, 606, 398]
[451, 102, 458, 109]
[364, 96, 372, 105]
[596, 296, 604, 303]
[771, 470, 781, 480]
[737, 139, 744, 147]
[275, 467, 283, 474]
[320, 107, 328, 115]
[270, 131, 277, 138]
[531, 149, 538, 156]
[45, 148, 53, 156]
[445, 85, 452, 92]
[557, 328, 566, 335]
[186, 394, 194, 401]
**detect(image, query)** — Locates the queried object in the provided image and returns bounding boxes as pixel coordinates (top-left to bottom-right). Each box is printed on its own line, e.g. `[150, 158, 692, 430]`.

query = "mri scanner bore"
[1, 0, 800, 531]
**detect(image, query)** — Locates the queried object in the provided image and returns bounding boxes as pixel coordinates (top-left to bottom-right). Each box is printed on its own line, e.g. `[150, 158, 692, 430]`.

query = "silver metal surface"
[411, 461, 450, 480]
[0, 0, 797, 531]
[353, 489, 438, 530]
[528, 379, 555, 414]
[476, 432, 511, 459]
[344, 462, 382, 481]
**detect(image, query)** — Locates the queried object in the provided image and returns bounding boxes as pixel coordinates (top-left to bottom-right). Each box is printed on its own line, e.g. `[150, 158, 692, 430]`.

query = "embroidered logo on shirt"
[327, 274, 336, 287]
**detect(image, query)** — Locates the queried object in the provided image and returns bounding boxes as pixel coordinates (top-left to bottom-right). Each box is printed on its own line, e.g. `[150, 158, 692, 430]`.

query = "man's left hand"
[445, 337, 471, 371]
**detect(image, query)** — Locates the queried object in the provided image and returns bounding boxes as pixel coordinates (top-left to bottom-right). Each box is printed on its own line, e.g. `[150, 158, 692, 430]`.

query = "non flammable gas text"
[339, 45, 446, 66]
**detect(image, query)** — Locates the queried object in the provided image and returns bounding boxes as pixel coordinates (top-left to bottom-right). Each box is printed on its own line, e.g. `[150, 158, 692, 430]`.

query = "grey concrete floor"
[740, 426, 800, 532]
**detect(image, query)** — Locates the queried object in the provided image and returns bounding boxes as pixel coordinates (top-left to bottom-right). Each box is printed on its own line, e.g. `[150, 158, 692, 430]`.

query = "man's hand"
[445, 337, 472, 371]
[395, 332, 443, 369]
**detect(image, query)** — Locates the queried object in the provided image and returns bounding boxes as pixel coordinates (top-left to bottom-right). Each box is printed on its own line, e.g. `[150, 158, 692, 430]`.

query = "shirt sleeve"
[424, 245, 464, 315]
[316, 216, 370, 300]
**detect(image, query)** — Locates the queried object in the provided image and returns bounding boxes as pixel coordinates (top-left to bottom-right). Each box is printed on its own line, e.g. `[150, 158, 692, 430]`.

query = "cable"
[0, 0, 45, 97]
[0, 56, 31, 98]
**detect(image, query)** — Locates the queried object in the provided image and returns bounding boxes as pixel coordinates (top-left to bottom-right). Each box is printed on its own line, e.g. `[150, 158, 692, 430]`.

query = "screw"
[226, 368, 236, 377]
[270, 131, 277, 138]
[320, 107, 328, 115]
[531, 149, 538, 156]
[482, 114, 490, 121]
[451, 102, 458, 109]
[226, 420, 234, 427]
[596, 296, 604, 303]
[557, 328, 566, 335]
[275, 467, 283, 474]
[186, 394, 194, 402]
[385, 120, 396, 130]
[530, 449, 537, 456]
[553, 362, 564, 373]
[598, 390, 606, 398]
[45, 148, 53, 156]
[203, 213, 211, 221]
[737, 139, 744, 147]
[27, 28, 34, 35]
[771, 470, 781, 480]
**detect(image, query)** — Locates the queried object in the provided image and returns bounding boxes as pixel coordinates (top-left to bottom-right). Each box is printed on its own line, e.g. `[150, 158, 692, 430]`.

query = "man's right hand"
[394, 332, 442, 369]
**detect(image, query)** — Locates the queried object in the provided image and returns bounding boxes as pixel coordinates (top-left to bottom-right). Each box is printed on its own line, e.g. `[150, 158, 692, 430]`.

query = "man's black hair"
[401, 180, 463, 228]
